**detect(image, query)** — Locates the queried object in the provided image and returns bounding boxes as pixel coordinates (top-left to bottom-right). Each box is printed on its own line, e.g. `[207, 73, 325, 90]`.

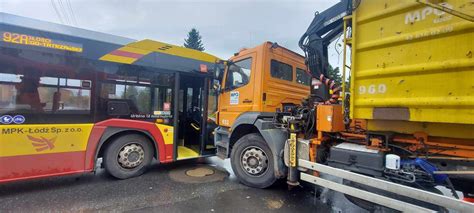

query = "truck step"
[214, 127, 230, 159]
[216, 144, 228, 160]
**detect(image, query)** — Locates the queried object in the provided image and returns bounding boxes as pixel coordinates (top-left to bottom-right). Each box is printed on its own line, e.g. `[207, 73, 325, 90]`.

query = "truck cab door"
[218, 54, 256, 127]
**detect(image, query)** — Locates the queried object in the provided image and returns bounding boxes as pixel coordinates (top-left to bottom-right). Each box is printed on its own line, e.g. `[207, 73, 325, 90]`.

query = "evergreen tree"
[184, 28, 205, 51]
[327, 65, 342, 85]
[327, 65, 350, 91]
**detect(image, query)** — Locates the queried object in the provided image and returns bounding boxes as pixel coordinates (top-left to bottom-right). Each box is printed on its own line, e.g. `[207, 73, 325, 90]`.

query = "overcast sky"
[1, 0, 343, 68]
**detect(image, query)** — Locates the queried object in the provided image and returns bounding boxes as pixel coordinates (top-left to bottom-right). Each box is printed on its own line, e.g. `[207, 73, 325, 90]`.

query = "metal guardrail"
[299, 159, 474, 212]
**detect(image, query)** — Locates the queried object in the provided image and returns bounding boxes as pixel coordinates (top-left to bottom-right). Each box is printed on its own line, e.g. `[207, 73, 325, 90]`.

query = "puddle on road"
[185, 167, 215, 177]
[168, 164, 229, 184]
[264, 198, 285, 210]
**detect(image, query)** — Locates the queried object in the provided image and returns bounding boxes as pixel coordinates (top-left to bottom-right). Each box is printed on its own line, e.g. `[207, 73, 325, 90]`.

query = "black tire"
[230, 133, 276, 188]
[104, 134, 154, 179]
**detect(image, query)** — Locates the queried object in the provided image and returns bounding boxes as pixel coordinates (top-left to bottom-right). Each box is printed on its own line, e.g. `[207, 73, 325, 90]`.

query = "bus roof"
[0, 12, 221, 73]
[0, 12, 134, 45]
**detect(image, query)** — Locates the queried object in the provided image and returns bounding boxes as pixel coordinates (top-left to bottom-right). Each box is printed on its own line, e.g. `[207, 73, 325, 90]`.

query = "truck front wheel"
[230, 133, 276, 188]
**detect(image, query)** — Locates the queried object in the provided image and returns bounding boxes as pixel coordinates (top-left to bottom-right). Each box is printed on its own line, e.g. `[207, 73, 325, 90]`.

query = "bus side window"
[36, 77, 92, 114]
[0, 73, 24, 114]
[100, 83, 151, 114]
[52, 91, 61, 112]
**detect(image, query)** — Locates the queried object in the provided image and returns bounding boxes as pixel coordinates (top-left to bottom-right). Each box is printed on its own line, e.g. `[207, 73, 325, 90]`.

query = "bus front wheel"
[230, 133, 276, 188]
[104, 134, 154, 179]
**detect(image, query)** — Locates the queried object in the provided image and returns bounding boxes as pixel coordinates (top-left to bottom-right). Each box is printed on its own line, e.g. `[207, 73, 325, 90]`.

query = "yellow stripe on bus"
[119, 46, 152, 55]
[99, 54, 138, 64]
[155, 124, 174, 145]
[0, 124, 94, 157]
[129, 39, 221, 63]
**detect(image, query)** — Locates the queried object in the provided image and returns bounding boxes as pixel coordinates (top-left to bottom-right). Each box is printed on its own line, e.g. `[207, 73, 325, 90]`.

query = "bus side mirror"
[212, 79, 221, 93]
[214, 60, 229, 80]
[214, 66, 221, 79]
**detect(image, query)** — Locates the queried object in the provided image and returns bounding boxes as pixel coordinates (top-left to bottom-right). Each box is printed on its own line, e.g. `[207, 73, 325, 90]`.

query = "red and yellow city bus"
[0, 13, 220, 182]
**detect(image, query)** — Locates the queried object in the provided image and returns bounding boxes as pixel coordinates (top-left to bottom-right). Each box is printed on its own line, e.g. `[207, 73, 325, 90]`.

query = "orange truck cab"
[213, 42, 311, 188]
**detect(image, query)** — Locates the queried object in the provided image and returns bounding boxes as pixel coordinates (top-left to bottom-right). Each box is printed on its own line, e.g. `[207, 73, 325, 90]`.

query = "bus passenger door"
[219, 54, 256, 127]
[176, 74, 206, 160]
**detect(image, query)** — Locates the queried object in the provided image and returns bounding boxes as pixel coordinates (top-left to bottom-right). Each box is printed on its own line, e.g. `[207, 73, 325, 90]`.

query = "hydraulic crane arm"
[299, 0, 353, 78]
[300, 0, 473, 78]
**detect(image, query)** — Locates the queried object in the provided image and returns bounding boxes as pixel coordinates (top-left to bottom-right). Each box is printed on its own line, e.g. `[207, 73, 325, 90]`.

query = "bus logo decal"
[13, 115, 26, 124]
[0, 115, 13, 124]
[27, 135, 57, 152]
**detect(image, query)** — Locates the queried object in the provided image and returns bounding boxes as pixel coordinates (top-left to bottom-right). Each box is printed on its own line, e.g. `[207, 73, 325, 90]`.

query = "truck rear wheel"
[230, 133, 276, 188]
[104, 134, 153, 179]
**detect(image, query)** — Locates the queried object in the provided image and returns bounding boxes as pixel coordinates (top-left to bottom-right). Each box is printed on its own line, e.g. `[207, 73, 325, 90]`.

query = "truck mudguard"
[230, 112, 288, 178]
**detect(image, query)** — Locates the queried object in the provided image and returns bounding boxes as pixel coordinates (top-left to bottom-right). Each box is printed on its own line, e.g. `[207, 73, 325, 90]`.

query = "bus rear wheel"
[230, 133, 276, 188]
[104, 134, 154, 179]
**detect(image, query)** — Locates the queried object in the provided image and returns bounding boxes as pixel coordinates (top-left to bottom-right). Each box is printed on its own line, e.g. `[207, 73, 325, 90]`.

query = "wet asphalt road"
[0, 157, 335, 212]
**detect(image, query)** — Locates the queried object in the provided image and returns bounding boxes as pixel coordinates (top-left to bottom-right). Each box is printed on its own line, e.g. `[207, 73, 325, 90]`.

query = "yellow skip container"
[350, 0, 474, 139]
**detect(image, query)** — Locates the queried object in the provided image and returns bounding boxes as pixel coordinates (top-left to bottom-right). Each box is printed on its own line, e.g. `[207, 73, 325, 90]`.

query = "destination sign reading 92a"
[2, 31, 83, 53]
